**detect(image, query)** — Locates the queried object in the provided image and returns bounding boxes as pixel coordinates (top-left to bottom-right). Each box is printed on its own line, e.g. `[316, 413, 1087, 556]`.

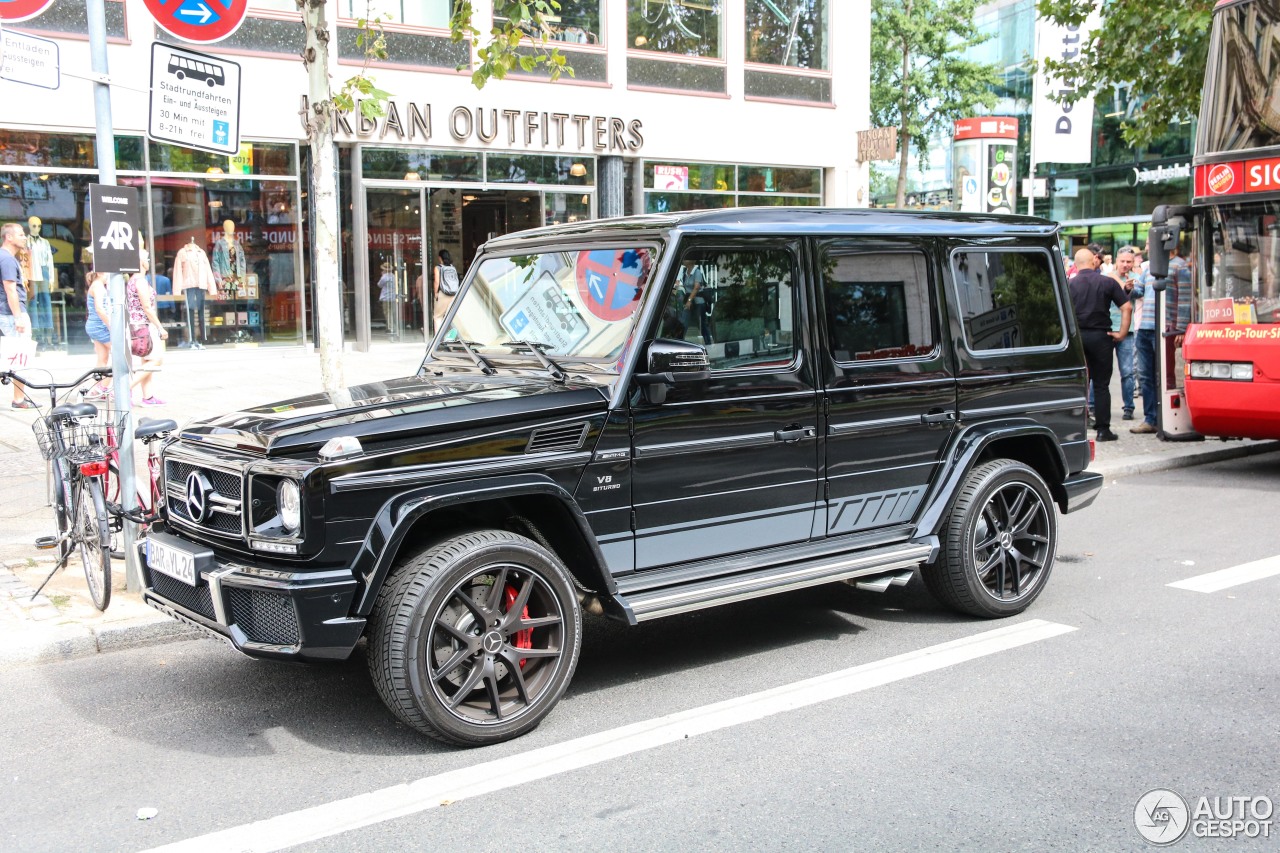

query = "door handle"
[774, 425, 816, 443]
[921, 410, 957, 425]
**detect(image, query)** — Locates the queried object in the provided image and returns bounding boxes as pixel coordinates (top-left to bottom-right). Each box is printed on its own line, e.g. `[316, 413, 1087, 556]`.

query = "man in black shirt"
[1069, 248, 1131, 441]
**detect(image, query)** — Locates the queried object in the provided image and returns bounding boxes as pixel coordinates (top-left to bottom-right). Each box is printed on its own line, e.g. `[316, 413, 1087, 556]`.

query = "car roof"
[482, 207, 1059, 249]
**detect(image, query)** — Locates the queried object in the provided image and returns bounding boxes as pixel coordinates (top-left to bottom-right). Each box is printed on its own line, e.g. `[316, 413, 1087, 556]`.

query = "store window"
[644, 160, 822, 212]
[628, 0, 725, 93]
[365, 148, 481, 182]
[343, 0, 456, 27]
[148, 141, 296, 176]
[629, 0, 722, 57]
[496, 0, 602, 43]
[486, 154, 594, 185]
[745, 0, 827, 69]
[0, 131, 143, 171]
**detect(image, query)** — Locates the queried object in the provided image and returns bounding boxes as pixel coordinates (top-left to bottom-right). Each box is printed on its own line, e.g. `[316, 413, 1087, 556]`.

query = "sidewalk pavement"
[2, 344, 1277, 670]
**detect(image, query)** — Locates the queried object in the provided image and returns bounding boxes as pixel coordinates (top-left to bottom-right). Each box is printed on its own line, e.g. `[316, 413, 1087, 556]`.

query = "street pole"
[88, 0, 141, 592]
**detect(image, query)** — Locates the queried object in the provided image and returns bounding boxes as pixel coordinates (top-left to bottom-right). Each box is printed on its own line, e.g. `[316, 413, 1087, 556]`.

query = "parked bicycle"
[2, 367, 118, 610]
[103, 412, 176, 547]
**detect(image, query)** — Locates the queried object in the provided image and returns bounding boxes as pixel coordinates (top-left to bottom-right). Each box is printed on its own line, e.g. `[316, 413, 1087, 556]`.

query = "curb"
[1090, 440, 1280, 479]
[0, 616, 205, 671]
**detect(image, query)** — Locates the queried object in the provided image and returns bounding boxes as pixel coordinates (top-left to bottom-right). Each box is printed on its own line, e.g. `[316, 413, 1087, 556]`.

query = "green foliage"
[991, 253, 1063, 347]
[871, 0, 1000, 203]
[453, 1, 576, 88]
[1038, 0, 1213, 148]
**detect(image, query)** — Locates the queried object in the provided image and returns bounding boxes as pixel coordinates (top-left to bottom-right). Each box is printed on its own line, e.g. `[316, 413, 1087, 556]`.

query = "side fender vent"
[526, 423, 589, 453]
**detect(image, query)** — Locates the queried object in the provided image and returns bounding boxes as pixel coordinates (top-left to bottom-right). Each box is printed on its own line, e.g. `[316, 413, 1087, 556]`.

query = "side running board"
[613, 542, 934, 624]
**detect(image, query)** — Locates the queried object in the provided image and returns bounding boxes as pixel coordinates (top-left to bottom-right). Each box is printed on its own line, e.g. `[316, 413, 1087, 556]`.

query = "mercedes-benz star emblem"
[483, 632, 504, 654]
[186, 472, 213, 523]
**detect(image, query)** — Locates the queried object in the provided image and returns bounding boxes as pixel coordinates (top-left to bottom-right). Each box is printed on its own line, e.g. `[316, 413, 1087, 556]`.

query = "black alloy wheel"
[924, 459, 1057, 618]
[368, 529, 582, 746]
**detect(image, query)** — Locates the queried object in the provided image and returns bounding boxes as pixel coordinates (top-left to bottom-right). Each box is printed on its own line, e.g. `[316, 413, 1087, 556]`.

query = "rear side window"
[820, 245, 936, 362]
[951, 249, 1065, 352]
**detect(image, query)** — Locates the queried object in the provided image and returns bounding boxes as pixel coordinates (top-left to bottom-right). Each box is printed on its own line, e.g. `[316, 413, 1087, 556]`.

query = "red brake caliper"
[504, 586, 532, 667]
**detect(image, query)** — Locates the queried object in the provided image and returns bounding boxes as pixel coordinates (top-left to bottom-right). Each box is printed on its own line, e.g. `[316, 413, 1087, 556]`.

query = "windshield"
[1202, 201, 1280, 324]
[1198, 0, 1280, 154]
[439, 246, 656, 362]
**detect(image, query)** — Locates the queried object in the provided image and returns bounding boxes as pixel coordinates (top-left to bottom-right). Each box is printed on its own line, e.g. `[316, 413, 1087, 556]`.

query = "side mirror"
[634, 338, 710, 404]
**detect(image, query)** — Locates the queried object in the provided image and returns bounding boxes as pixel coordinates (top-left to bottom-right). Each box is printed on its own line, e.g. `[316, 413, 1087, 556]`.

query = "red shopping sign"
[142, 0, 249, 44]
[0, 0, 55, 22]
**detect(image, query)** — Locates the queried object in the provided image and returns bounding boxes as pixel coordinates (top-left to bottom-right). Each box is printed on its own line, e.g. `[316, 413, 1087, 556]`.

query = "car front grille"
[149, 569, 217, 621]
[166, 458, 244, 537]
[228, 588, 300, 645]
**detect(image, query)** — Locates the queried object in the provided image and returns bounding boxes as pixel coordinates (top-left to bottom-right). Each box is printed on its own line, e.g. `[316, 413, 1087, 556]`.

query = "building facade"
[869, 0, 1194, 256]
[0, 0, 868, 353]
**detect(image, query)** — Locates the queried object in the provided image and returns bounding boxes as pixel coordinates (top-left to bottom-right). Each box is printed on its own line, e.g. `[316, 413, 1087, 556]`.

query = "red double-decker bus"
[1150, 0, 1280, 439]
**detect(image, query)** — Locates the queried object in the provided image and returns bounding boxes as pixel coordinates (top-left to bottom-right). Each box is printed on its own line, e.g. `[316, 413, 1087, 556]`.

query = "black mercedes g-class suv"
[141, 208, 1101, 745]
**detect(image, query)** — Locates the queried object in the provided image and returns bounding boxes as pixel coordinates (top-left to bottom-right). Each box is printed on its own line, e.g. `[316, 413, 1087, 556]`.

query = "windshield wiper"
[440, 338, 496, 375]
[506, 340, 567, 383]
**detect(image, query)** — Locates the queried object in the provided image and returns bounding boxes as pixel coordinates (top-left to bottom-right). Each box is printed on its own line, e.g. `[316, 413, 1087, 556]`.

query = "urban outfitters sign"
[303, 97, 644, 153]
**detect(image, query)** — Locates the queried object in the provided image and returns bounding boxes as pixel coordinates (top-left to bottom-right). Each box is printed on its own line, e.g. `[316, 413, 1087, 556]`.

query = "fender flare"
[349, 473, 613, 616]
[914, 419, 1069, 538]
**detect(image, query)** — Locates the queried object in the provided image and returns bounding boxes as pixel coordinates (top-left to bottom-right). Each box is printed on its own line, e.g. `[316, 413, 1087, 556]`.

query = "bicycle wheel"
[76, 476, 112, 611]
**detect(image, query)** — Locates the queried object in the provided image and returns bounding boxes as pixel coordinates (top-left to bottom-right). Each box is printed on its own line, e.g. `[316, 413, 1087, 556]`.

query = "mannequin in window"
[211, 218, 246, 295]
[26, 216, 54, 345]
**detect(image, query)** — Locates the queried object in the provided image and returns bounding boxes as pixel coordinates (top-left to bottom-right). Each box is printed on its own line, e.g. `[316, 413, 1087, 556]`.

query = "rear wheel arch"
[974, 433, 1068, 507]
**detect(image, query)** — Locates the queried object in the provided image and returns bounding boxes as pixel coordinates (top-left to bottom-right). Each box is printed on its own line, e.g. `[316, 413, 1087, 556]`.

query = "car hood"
[177, 372, 611, 456]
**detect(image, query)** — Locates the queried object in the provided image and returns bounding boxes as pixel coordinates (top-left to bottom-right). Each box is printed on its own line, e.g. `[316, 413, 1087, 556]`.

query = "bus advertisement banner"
[1194, 156, 1280, 199]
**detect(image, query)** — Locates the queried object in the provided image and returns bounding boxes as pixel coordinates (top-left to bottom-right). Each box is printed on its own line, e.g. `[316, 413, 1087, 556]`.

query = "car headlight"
[278, 480, 301, 534]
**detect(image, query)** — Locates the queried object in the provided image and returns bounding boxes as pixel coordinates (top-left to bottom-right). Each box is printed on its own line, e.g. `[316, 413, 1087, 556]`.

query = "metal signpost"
[148, 42, 241, 155]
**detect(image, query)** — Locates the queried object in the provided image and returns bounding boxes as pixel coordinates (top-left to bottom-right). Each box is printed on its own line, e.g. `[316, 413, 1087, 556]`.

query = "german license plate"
[147, 537, 197, 586]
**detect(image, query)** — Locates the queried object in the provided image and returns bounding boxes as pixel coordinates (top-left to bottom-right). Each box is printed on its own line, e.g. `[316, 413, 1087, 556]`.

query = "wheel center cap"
[482, 631, 503, 654]
[999, 531, 1013, 549]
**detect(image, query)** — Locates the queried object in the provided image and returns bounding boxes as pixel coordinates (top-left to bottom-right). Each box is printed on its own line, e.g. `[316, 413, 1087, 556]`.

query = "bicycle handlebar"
[0, 366, 112, 390]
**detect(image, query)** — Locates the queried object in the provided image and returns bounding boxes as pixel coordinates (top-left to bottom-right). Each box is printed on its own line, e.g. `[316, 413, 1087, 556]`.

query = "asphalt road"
[4, 453, 1279, 852]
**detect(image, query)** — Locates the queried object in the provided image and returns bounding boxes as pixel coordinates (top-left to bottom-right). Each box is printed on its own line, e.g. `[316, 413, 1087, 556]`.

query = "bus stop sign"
[143, 0, 249, 44]
[148, 42, 241, 155]
[88, 184, 143, 275]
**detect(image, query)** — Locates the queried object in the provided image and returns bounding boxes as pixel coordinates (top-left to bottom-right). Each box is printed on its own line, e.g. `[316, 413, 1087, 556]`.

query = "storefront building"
[2, 1, 866, 353]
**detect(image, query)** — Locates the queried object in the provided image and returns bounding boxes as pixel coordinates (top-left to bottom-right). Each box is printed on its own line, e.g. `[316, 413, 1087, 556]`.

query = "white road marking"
[142, 619, 1077, 853]
[1168, 555, 1280, 594]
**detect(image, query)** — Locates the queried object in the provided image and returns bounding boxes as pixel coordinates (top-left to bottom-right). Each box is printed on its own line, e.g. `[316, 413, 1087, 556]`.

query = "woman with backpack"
[126, 252, 168, 406]
[431, 249, 460, 333]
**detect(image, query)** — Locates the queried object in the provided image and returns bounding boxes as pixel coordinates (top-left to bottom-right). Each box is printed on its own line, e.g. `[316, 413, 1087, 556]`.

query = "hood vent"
[526, 423, 589, 454]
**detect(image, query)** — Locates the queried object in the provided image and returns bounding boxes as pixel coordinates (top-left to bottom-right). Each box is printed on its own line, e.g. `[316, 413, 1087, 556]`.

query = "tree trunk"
[895, 27, 911, 208]
[301, 0, 347, 400]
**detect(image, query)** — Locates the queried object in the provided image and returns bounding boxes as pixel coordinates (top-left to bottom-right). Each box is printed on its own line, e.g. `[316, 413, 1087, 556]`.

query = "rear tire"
[367, 529, 582, 746]
[923, 459, 1056, 618]
[77, 477, 112, 611]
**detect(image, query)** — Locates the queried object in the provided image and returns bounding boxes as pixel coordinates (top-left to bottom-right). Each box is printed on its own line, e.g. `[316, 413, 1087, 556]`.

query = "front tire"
[367, 530, 582, 746]
[923, 459, 1057, 618]
[77, 476, 112, 611]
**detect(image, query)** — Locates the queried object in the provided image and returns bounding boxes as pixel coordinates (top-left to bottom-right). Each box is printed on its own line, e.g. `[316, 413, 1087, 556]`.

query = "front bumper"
[1058, 470, 1103, 514]
[138, 531, 365, 662]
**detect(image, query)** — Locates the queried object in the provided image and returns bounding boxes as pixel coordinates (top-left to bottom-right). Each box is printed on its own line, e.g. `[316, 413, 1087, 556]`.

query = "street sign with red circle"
[143, 0, 250, 44]
[0, 0, 56, 23]
[576, 249, 647, 322]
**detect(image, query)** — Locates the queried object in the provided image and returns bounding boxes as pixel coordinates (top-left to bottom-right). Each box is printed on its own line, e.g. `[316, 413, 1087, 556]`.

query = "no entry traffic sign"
[576, 249, 647, 322]
[0, 0, 55, 23]
[143, 0, 249, 44]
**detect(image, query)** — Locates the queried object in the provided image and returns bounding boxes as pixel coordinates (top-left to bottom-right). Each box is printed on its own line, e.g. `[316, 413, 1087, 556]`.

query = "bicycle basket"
[32, 407, 127, 463]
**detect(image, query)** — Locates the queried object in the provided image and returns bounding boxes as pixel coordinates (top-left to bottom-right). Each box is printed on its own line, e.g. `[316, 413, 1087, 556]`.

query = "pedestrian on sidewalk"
[0, 222, 35, 409]
[431, 249, 459, 333]
[83, 272, 112, 400]
[1108, 247, 1139, 420]
[1069, 247, 1131, 442]
[127, 253, 168, 406]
